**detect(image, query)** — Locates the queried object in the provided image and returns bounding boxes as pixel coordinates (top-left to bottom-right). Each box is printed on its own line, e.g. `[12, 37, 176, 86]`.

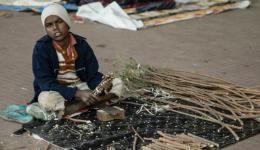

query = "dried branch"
[116, 60, 260, 141]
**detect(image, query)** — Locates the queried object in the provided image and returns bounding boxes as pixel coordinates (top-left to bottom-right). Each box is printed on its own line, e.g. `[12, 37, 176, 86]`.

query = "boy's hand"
[75, 90, 98, 106]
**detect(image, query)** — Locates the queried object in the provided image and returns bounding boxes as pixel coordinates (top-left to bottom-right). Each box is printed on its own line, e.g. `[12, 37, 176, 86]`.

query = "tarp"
[76, 0, 250, 30]
[23, 98, 260, 149]
[76, 1, 143, 31]
[0, 0, 78, 13]
[0, 0, 61, 6]
[0, 104, 33, 124]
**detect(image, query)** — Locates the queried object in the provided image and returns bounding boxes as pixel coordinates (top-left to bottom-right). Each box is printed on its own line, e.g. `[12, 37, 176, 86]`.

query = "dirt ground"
[0, 0, 259, 149]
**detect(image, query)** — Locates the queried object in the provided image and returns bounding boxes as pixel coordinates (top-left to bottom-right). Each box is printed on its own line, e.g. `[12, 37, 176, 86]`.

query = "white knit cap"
[41, 3, 72, 28]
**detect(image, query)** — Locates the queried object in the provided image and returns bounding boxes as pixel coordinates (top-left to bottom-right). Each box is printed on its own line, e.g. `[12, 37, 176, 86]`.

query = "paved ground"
[0, 0, 259, 149]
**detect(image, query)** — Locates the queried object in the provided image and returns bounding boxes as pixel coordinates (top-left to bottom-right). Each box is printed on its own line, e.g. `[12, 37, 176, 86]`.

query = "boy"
[27, 3, 123, 120]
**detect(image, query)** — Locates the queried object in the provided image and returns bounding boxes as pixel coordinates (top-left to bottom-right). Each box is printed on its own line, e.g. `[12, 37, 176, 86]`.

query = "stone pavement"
[0, 0, 259, 149]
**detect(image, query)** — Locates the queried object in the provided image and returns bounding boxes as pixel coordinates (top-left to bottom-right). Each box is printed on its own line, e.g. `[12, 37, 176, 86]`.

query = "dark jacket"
[31, 34, 103, 102]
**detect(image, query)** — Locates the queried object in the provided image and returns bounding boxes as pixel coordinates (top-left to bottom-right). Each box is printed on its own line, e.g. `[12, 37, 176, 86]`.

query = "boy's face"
[44, 15, 69, 42]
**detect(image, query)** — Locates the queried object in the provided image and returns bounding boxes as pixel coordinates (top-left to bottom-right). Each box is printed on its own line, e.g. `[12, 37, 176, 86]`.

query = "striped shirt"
[53, 34, 80, 85]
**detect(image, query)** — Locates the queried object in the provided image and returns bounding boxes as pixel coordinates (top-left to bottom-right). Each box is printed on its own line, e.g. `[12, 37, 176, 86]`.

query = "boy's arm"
[81, 42, 124, 101]
[83, 41, 103, 90]
[32, 44, 77, 101]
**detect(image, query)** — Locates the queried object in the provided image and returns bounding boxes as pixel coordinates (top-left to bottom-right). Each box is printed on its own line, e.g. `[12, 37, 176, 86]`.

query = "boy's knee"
[110, 78, 125, 98]
[38, 91, 65, 112]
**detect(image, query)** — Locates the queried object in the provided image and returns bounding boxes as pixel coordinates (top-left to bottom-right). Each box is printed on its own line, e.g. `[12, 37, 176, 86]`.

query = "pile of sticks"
[142, 131, 218, 150]
[118, 61, 260, 140]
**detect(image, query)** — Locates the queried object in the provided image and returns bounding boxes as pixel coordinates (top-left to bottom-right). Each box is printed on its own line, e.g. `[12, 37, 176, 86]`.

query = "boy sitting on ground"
[27, 3, 123, 120]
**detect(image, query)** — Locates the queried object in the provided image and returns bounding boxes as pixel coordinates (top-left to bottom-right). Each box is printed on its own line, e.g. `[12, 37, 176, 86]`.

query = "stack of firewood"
[116, 59, 260, 140]
[142, 131, 218, 150]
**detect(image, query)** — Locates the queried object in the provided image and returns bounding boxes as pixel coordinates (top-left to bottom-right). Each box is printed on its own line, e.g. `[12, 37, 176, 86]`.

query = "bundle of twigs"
[115, 59, 260, 140]
[142, 131, 218, 150]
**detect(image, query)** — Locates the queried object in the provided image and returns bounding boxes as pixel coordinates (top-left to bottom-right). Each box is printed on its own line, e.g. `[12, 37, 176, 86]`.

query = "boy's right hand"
[75, 90, 98, 106]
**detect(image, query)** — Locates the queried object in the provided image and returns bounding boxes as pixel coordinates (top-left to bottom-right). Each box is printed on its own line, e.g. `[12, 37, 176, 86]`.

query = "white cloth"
[175, 0, 202, 4]
[38, 81, 89, 111]
[37, 78, 124, 111]
[68, 81, 90, 90]
[41, 3, 72, 28]
[110, 78, 124, 98]
[38, 91, 65, 112]
[76, 2, 143, 31]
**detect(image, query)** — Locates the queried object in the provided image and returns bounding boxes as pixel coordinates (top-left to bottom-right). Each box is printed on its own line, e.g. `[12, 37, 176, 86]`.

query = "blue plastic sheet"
[0, 3, 78, 13]
[0, 104, 33, 124]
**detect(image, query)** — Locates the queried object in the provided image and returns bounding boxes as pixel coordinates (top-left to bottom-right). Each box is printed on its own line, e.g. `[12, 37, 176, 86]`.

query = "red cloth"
[53, 34, 78, 63]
